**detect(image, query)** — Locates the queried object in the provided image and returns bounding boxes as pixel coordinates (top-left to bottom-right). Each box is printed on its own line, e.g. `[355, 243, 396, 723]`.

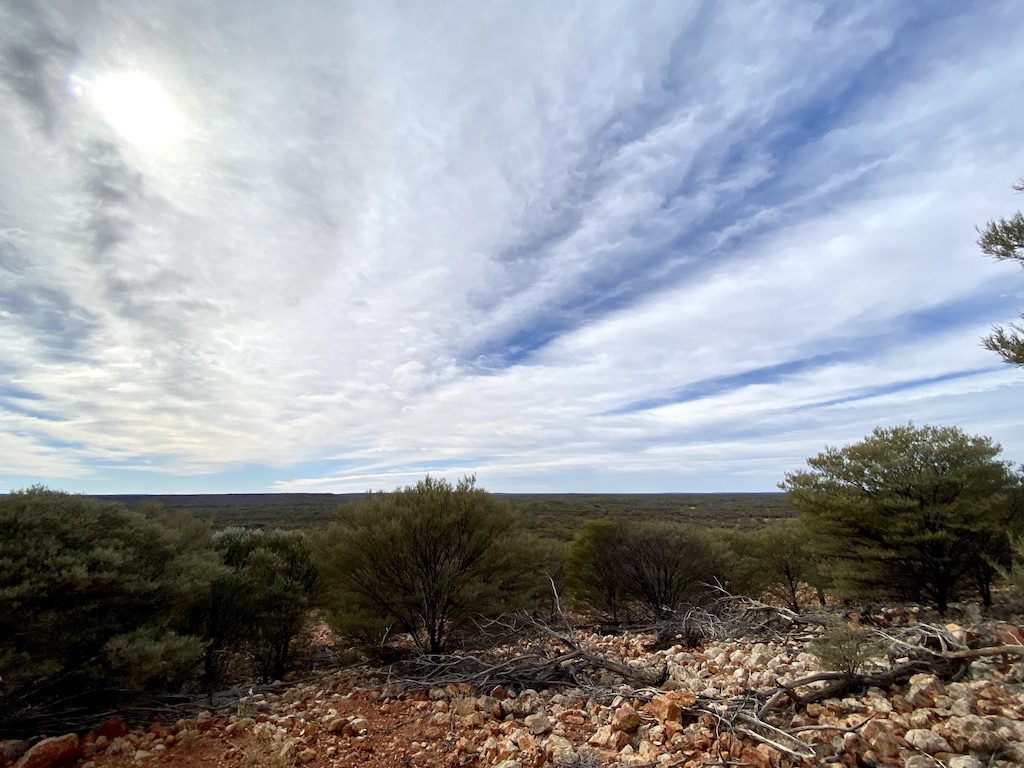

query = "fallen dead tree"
[648, 587, 829, 650]
[383, 612, 667, 692]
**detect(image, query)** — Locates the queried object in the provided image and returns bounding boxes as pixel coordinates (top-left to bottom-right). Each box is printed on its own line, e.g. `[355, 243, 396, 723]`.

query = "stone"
[14, 734, 80, 768]
[343, 717, 368, 736]
[296, 748, 316, 763]
[611, 705, 642, 733]
[904, 729, 952, 755]
[588, 725, 631, 751]
[325, 716, 348, 733]
[543, 735, 576, 763]
[673, 690, 698, 708]
[950, 698, 973, 717]
[94, 718, 128, 741]
[738, 745, 772, 768]
[907, 709, 935, 728]
[937, 715, 1002, 754]
[477, 696, 501, 718]
[947, 757, 984, 768]
[905, 674, 944, 709]
[523, 713, 552, 736]
[861, 720, 900, 759]
[0, 741, 28, 764]
[644, 696, 681, 725]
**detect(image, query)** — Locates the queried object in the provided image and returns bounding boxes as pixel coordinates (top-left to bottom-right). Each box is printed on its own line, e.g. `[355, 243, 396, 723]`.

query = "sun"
[85, 72, 185, 150]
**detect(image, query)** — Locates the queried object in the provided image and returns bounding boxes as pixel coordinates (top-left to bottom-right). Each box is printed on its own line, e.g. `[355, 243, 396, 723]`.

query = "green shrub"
[0, 487, 216, 719]
[197, 528, 317, 684]
[569, 519, 723, 620]
[715, 520, 827, 611]
[567, 519, 628, 623]
[314, 476, 541, 653]
[809, 624, 885, 676]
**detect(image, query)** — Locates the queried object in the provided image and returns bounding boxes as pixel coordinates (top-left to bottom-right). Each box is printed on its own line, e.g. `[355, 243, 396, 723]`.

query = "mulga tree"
[570, 519, 723, 621]
[716, 521, 825, 612]
[782, 423, 1021, 613]
[619, 522, 722, 620]
[567, 519, 629, 623]
[314, 476, 539, 654]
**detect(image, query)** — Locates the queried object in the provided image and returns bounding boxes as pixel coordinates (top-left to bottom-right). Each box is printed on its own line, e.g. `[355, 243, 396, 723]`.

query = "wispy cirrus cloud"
[1, 0, 1022, 494]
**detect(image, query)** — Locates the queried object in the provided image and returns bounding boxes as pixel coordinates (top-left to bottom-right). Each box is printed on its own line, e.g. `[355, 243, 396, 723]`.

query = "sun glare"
[86, 72, 185, 150]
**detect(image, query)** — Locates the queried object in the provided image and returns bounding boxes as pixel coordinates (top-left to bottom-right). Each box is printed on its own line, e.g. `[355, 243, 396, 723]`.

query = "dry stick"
[734, 727, 813, 761]
[940, 644, 1024, 659]
[512, 611, 669, 688]
[788, 714, 876, 735]
[733, 712, 816, 760]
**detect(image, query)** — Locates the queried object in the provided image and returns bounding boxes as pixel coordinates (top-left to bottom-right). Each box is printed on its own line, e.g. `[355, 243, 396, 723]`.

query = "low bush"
[314, 476, 548, 653]
[568, 519, 724, 620]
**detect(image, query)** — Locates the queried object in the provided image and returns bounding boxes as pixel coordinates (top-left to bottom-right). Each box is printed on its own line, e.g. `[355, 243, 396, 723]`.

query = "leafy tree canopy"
[781, 424, 1021, 612]
[568, 519, 723, 621]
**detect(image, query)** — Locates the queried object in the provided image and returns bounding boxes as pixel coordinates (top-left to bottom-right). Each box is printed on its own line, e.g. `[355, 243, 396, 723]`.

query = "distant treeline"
[89, 491, 797, 534]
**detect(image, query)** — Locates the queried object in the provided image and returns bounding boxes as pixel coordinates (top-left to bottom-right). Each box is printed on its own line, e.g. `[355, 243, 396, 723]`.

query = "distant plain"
[93, 492, 796, 537]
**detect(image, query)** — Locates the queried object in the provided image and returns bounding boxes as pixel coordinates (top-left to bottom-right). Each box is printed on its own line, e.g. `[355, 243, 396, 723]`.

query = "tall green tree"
[314, 476, 540, 654]
[978, 180, 1024, 365]
[781, 424, 1021, 613]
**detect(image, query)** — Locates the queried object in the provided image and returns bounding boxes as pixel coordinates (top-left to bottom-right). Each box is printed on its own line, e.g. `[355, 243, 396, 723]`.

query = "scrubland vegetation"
[2, 423, 1022, 740]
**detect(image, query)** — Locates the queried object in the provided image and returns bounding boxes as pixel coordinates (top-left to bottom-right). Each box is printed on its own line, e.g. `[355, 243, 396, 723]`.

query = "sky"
[1, 0, 1023, 495]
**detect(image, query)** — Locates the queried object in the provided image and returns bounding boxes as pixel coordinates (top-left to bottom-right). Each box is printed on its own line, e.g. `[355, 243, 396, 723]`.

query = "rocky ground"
[5, 616, 1024, 768]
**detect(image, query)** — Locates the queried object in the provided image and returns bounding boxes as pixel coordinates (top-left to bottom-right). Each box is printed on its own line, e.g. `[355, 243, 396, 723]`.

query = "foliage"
[716, 520, 826, 612]
[620, 522, 722, 619]
[782, 423, 1021, 613]
[104, 628, 206, 690]
[809, 624, 885, 676]
[567, 519, 629, 622]
[93, 491, 797, 536]
[1001, 533, 1024, 593]
[197, 528, 317, 684]
[568, 520, 723, 620]
[314, 476, 542, 653]
[978, 180, 1024, 365]
[0, 487, 217, 717]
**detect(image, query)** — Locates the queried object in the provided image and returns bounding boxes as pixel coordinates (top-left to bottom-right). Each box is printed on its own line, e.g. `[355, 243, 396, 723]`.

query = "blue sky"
[1, 0, 1023, 494]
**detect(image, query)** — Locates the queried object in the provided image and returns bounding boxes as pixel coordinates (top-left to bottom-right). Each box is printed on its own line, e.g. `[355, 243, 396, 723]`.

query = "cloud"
[1, 1, 1023, 493]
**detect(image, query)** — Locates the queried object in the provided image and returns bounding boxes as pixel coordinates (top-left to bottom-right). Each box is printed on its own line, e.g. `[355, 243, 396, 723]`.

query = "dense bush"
[196, 528, 317, 684]
[314, 476, 546, 653]
[715, 520, 826, 612]
[568, 519, 724, 620]
[0, 487, 319, 731]
[567, 519, 629, 622]
[0, 488, 219, 720]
